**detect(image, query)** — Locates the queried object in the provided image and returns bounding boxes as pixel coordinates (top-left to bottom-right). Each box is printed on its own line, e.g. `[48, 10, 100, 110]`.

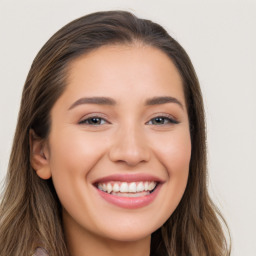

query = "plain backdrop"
[0, 0, 255, 255]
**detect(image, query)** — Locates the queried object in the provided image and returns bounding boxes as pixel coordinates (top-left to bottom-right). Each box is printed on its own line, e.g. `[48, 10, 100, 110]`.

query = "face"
[39, 44, 191, 242]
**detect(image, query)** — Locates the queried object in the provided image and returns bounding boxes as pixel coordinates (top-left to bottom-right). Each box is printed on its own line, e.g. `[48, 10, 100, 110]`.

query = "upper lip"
[92, 173, 164, 185]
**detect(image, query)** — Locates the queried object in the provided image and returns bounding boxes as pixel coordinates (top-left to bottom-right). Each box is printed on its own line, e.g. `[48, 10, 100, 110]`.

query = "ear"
[29, 129, 51, 180]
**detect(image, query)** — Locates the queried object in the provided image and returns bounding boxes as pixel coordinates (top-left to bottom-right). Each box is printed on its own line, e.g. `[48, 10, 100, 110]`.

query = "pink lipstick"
[93, 174, 163, 209]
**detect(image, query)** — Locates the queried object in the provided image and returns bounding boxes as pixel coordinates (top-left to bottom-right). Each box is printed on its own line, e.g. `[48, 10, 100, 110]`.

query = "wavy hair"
[0, 10, 230, 256]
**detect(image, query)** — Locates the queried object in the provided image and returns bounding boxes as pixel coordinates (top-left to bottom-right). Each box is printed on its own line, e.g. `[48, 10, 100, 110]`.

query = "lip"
[93, 174, 164, 209]
[96, 183, 161, 209]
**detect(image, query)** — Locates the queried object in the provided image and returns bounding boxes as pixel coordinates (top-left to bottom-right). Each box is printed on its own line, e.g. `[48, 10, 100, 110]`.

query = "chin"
[96, 215, 165, 243]
[101, 228, 153, 243]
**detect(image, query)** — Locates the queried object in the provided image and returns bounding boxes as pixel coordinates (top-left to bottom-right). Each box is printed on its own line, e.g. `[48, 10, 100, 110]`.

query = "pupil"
[155, 117, 164, 124]
[91, 118, 100, 124]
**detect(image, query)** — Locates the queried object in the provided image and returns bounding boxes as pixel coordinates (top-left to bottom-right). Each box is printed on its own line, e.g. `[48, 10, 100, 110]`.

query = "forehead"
[60, 44, 186, 108]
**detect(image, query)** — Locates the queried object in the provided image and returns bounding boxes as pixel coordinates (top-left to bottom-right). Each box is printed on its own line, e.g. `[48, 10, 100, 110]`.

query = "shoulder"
[33, 247, 49, 256]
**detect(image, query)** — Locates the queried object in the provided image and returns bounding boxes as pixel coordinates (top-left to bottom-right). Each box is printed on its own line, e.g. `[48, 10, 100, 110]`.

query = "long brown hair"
[0, 11, 230, 256]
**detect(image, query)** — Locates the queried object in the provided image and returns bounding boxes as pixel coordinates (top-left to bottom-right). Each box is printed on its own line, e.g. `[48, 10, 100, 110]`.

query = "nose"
[108, 126, 151, 167]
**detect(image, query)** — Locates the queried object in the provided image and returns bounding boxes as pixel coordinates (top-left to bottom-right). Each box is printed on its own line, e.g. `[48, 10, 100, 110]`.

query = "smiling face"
[32, 44, 191, 248]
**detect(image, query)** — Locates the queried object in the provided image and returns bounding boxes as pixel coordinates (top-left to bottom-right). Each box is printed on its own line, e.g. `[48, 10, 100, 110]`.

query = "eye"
[79, 116, 108, 126]
[147, 116, 179, 125]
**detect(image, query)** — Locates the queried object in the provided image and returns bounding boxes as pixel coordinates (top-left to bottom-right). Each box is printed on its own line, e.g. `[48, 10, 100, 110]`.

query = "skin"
[31, 44, 191, 256]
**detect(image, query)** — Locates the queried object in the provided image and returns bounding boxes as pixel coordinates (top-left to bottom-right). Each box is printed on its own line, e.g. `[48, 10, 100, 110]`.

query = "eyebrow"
[68, 97, 116, 110]
[68, 96, 184, 110]
[145, 96, 184, 109]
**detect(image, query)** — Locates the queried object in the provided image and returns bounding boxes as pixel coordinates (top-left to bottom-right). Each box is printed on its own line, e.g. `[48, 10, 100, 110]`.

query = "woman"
[0, 10, 230, 256]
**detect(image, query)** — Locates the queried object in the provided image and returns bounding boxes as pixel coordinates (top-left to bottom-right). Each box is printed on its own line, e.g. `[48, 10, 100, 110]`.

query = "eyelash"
[78, 114, 179, 126]
[146, 115, 179, 125]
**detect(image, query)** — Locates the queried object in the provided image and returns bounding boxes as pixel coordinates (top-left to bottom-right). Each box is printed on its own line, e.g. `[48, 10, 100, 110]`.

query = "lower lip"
[96, 184, 161, 209]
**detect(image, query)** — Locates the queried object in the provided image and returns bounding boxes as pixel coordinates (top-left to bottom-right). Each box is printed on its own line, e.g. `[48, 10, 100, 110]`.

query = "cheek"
[152, 129, 191, 175]
[47, 130, 108, 201]
[151, 130, 191, 213]
[165, 134, 191, 196]
[49, 130, 107, 175]
[47, 130, 111, 226]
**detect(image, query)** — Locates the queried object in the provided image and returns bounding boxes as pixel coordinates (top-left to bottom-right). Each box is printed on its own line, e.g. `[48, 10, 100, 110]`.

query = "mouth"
[96, 181, 158, 197]
[93, 174, 163, 209]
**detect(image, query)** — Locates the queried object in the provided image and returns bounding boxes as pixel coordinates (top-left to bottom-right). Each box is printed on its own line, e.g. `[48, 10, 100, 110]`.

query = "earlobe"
[29, 129, 52, 180]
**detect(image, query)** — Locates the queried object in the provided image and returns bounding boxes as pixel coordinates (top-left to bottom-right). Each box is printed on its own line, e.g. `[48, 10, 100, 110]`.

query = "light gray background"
[0, 1, 255, 255]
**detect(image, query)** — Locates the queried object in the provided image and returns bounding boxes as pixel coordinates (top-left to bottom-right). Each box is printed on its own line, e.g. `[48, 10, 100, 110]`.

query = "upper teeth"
[97, 181, 157, 194]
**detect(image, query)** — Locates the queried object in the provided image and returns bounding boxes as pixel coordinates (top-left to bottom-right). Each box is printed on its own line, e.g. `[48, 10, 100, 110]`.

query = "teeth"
[98, 183, 104, 191]
[148, 182, 155, 191]
[137, 182, 144, 192]
[144, 181, 149, 191]
[97, 181, 157, 194]
[107, 183, 112, 193]
[120, 182, 128, 192]
[128, 182, 136, 192]
[112, 183, 119, 192]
